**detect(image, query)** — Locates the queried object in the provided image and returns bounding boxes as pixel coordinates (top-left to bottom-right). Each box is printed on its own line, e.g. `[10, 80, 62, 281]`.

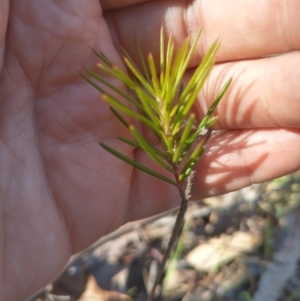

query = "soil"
[27, 171, 300, 301]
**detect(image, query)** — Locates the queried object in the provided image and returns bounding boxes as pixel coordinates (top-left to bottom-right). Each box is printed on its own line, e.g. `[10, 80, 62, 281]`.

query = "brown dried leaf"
[79, 275, 133, 301]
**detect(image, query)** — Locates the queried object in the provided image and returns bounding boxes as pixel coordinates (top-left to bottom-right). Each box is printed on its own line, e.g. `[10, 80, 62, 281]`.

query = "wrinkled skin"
[1, 0, 300, 300]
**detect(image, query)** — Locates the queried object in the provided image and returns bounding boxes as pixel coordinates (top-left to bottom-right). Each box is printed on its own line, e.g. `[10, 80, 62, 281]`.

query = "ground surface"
[28, 171, 300, 301]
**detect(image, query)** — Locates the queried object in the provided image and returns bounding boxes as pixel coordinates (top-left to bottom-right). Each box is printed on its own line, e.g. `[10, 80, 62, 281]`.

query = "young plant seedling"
[83, 27, 231, 301]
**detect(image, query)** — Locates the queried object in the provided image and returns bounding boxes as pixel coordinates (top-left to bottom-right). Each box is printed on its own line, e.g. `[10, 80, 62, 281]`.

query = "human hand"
[1, 0, 300, 300]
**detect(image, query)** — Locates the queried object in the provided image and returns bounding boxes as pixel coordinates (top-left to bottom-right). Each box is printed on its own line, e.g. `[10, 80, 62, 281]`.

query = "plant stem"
[147, 171, 196, 301]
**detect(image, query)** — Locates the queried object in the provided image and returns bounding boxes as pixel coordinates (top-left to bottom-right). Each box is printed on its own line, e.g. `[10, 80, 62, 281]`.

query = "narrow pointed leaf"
[189, 77, 232, 142]
[92, 50, 112, 66]
[177, 140, 195, 164]
[110, 107, 129, 128]
[170, 103, 180, 119]
[124, 57, 155, 96]
[117, 136, 141, 149]
[100, 142, 176, 186]
[179, 138, 206, 182]
[170, 105, 186, 135]
[171, 42, 219, 131]
[162, 36, 174, 101]
[181, 65, 212, 115]
[179, 41, 219, 102]
[122, 45, 151, 89]
[148, 53, 160, 96]
[172, 113, 196, 163]
[130, 125, 172, 171]
[170, 37, 190, 86]
[98, 63, 136, 89]
[133, 87, 161, 125]
[173, 30, 202, 90]
[82, 74, 148, 128]
[135, 39, 151, 84]
[178, 82, 184, 99]
[84, 69, 143, 109]
[134, 85, 159, 109]
[118, 136, 170, 160]
[202, 77, 232, 124]
[206, 116, 219, 128]
[160, 26, 165, 79]
[81, 71, 106, 94]
[102, 94, 159, 133]
[85, 29, 230, 189]
[179, 128, 214, 181]
[178, 30, 201, 76]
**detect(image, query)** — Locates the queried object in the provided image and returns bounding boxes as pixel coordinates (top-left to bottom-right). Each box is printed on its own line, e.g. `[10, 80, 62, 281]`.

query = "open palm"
[1, 1, 300, 300]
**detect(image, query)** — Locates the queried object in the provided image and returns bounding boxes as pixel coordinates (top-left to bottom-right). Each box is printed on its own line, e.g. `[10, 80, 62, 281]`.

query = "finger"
[193, 128, 300, 197]
[101, 0, 150, 11]
[195, 51, 300, 129]
[127, 128, 300, 221]
[0, 0, 8, 42]
[106, 0, 300, 63]
[0, 0, 8, 70]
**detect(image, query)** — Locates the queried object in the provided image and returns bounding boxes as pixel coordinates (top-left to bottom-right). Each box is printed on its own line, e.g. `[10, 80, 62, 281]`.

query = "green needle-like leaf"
[148, 53, 160, 96]
[160, 26, 165, 85]
[133, 87, 161, 125]
[102, 94, 160, 133]
[124, 57, 155, 96]
[84, 27, 231, 190]
[171, 42, 219, 133]
[171, 37, 190, 86]
[162, 36, 174, 103]
[135, 39, 152, 84]
[100, 142, 176, 186]
[201, 77, 232, 126]
[172, 113, 196, 163]
[129, 125, 172, 171]
[117, 136, 142, 149]
[173, 30, 202, 90]
[110, 107, 129, 128]
[179, 41, 219, 102]
[85, 28, 233, 301]
[189, 77, 232, 142]
[180, 127, 214, 181]
[118, 136, 170, 160]
[97, 63, 136, 89]
[179, 137, 206, 182]
[82, 70, 143, 110]
[92, 50, 112, 66]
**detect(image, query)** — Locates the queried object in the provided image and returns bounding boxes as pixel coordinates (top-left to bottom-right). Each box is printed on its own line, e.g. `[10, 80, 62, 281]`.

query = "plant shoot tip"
[84, 28, 232, 301]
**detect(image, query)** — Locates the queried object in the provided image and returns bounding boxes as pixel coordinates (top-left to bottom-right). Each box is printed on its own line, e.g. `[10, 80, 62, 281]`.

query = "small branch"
[147, 171, 196, 301]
